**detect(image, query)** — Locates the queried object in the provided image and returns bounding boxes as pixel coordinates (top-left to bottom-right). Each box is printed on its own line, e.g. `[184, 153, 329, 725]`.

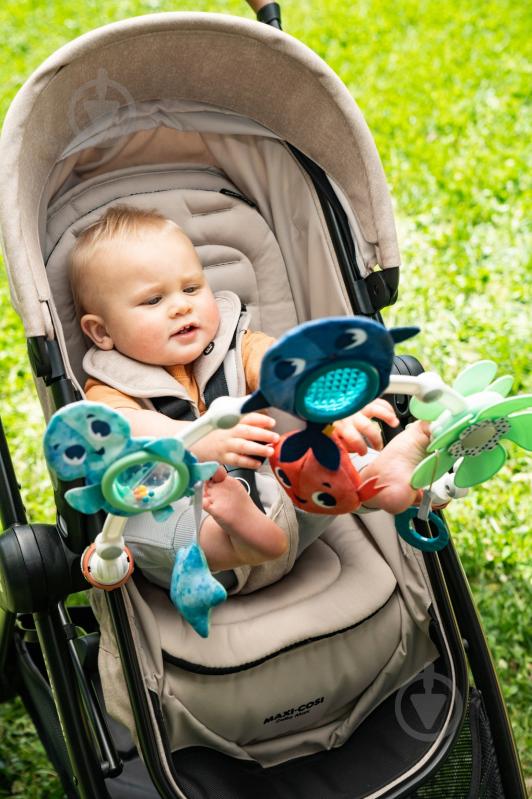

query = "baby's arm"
[119, 407, 278, 468]
[118, 406, 189, 438]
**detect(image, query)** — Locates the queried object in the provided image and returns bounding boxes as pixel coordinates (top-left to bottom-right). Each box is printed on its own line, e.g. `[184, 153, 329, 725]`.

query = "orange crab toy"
[269, 425, 384, 514]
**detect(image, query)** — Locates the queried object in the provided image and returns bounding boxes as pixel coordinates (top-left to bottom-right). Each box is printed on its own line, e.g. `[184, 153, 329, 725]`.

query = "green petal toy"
[410, 361, 532, 489]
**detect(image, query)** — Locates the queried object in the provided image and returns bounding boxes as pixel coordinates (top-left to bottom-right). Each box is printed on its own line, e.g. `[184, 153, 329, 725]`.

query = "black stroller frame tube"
[439, 539, 526, 798]
[0, 416, 27, 530]
[33, 606, 112, 799]
[0, 415, 113, 796]
[0, 416, 25, 693]
[287, 145, 399, 318]
[387, 539, 470, 798]
[57, 602, 123, 778]
[106, 587, 187, 799]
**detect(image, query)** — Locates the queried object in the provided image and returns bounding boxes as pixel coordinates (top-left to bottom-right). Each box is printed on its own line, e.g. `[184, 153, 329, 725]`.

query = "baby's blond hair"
[69, 205, 177, 315]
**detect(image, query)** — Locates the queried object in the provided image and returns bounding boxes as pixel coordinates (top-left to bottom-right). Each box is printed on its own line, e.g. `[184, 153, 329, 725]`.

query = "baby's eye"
[183, 285, 199, 294]
[143, 295, 162, 306]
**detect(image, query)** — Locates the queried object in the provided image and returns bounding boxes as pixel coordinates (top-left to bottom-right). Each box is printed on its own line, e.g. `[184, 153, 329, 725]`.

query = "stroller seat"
[44, 149, 438, 767]
[93, 515, 437, 766]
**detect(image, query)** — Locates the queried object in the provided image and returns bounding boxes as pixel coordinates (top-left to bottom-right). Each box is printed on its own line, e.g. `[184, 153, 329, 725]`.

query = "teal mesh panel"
[302, 368, 369, 418]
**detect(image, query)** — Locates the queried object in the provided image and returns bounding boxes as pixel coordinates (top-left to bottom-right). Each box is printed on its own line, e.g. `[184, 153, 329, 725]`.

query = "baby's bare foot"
[202, 472, 288, 563]
[361, 421, 431, 514]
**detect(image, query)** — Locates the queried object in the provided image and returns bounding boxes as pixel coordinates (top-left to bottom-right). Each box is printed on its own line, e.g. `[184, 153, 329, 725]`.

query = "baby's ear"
[80, 314, 114, 350]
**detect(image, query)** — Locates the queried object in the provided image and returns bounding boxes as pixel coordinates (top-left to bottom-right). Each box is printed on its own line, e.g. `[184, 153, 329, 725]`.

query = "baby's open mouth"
[173, 323, 197, 337]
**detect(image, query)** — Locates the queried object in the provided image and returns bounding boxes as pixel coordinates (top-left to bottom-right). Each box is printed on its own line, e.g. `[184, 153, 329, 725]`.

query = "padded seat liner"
[118, 519, 406, 754]
[95, 514, 438, 766]
[45, 163, 298, 388]
[141, 515, 396, 669]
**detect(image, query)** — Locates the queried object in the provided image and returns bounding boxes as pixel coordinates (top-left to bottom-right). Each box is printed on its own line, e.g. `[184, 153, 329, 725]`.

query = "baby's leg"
[200, 471, 288, 571]
[361, 421, 431, 514]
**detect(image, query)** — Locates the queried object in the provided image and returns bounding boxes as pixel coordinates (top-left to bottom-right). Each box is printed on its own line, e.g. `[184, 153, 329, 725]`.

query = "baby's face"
[82, 225, 220, 366]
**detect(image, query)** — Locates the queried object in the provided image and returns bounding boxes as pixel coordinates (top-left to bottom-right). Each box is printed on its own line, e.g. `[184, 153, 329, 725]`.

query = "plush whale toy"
[242, 316, 418, 421]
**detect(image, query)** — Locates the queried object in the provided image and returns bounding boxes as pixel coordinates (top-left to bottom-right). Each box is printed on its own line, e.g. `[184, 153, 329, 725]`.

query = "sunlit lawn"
[0, 0, 530, 795]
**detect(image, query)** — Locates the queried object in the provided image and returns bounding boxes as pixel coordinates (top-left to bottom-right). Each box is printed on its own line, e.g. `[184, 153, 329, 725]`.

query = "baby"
[69, 205, 430, 584]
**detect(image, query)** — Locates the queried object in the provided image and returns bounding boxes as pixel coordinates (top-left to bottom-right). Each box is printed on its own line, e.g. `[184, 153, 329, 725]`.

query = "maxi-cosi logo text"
[264, 697, 325, 725]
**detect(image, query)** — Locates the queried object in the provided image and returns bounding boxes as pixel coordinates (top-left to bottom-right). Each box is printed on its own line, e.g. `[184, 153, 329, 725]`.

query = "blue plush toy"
[243, 316, 419, 421]
[44, 402, 218, 521]
[242, 316, 418, 512]
[44, 402, 224, 636]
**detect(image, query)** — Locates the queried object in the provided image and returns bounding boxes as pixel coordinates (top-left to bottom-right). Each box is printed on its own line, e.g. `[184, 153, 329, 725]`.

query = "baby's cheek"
[126, 321, 166, 361]
[203, 297, 221, 337]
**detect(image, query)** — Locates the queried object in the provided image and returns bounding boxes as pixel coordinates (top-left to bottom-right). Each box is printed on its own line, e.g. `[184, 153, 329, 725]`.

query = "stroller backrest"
[1, 14, 401, 400]
[41, 108, 389, 396]
[45, 147, 301, 390]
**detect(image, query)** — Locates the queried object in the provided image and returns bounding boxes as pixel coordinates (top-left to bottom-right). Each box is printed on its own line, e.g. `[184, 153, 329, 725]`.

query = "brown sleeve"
[84, 378, 143, 411]
[241, 330, 276, 393]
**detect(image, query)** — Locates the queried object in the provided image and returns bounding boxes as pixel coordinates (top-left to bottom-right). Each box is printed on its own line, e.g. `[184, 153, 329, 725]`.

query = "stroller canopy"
[0, 12, 399, 339]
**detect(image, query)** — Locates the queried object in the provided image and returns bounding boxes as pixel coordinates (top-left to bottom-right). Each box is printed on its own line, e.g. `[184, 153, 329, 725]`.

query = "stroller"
[0, 4, 526, 798]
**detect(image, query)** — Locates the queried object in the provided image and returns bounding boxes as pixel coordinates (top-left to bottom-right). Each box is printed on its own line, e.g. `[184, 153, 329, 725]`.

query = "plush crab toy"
[271, 425, 383, 514]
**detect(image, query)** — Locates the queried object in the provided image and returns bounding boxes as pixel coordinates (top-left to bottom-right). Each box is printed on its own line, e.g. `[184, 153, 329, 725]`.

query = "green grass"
[0, 0, 530, 795]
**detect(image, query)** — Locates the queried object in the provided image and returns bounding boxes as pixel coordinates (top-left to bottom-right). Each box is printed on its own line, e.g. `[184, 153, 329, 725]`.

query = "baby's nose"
[170, 294, 192, 315]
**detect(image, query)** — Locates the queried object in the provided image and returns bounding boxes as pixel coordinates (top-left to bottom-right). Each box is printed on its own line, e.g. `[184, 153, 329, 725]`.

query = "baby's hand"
[333, 399, 399, 455]
[192, 412, 279, 469]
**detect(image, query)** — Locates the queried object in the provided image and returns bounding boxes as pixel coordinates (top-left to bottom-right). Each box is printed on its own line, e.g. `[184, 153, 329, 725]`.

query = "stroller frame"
[0, 169, 524, 799]
[0, 6, 526, 798]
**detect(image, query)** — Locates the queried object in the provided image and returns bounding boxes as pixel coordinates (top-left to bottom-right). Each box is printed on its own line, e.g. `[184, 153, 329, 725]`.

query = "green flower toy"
[409, 360, 532, 490]
[394, 360, 531, 554]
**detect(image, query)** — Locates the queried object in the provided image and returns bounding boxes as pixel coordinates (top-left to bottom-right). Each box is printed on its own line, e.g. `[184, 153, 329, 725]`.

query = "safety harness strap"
[152, 304, 244, 422]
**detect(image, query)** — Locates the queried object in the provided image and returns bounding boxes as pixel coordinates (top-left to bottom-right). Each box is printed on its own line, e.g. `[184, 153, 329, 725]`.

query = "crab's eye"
[64, 444, 86, 466]
[335, 328, 368, 350]
[90, 420, 111, 439]
[274, 358, 306, 380]
[275, 467, 292, 487]
[311, 491, 337, 508]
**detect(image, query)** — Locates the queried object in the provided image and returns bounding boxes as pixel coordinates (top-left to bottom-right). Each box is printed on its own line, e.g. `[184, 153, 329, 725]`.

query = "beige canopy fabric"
[0, 12, 400, 338]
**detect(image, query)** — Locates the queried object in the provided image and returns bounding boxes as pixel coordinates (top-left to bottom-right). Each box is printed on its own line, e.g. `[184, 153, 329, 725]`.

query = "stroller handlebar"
[246, 0, 282, 29]
[246, 0, 272, 10]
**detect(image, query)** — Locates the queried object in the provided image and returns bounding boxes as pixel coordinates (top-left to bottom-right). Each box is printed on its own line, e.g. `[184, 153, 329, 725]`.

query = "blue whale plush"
[242, 316, 418, 422]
